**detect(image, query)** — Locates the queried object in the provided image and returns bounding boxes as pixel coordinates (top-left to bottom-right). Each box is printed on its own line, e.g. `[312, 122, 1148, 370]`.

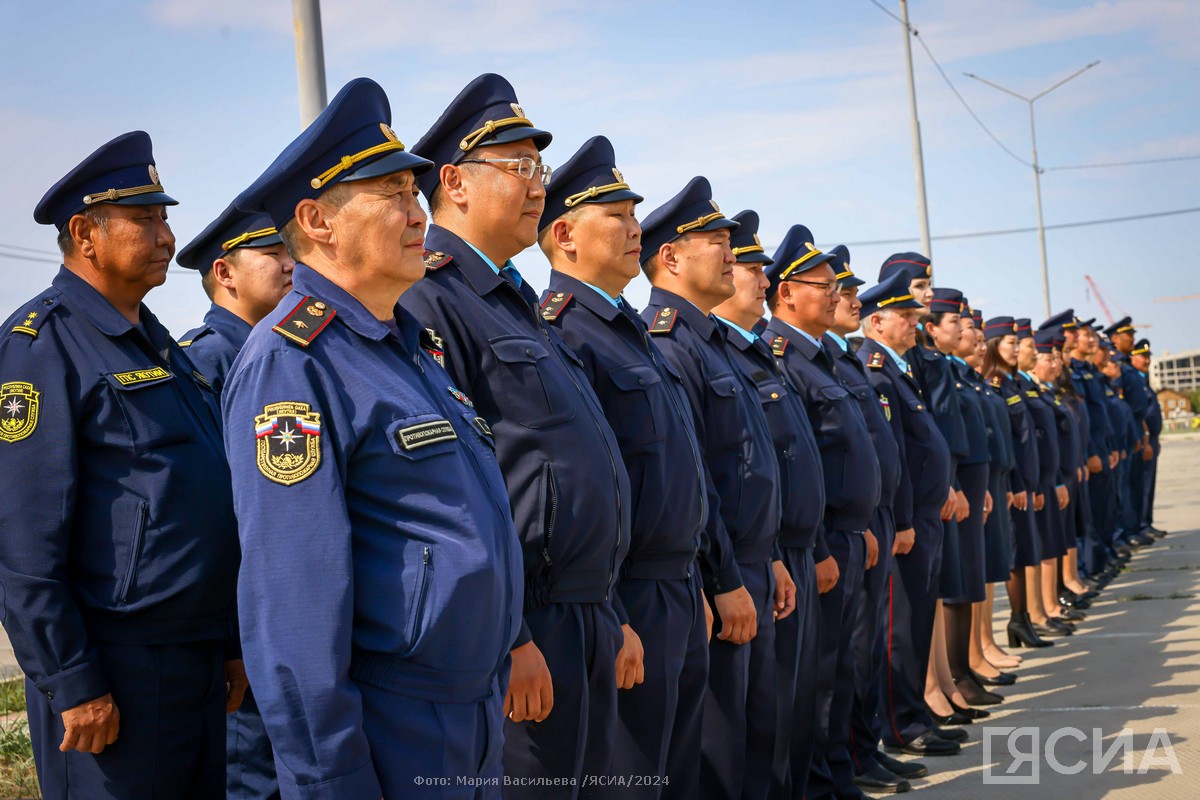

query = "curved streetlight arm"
[1032, 60, 1101, 102]
[963, 72, 1030, 103]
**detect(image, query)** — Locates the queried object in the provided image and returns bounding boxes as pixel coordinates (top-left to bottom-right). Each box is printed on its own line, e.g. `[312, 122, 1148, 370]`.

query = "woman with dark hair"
[982, 319, 1053, 648]
[963, 309, 1022, 676]
[1052, 337, 1098, 609]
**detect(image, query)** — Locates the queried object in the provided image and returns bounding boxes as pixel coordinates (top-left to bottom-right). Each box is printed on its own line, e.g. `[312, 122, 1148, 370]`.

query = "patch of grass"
[0, 716, 39, 798]
[0, 679, 25, 715]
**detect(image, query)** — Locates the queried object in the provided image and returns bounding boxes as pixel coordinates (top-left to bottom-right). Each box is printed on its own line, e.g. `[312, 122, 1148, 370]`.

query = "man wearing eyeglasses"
[639, 178, 781, 800]
[400, 74, 632, 798]
[764, 226, 881, 800]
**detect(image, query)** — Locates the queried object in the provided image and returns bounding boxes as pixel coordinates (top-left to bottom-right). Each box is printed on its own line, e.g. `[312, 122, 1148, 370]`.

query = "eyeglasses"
[785, 278, 839, 297]
[460, 157, 552, 185]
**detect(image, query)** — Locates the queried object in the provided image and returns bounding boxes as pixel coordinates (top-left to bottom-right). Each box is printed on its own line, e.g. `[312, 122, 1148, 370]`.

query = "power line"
[1044, 154, 1200, 172]
[0, 242, 59, 256]
[841, 204, 1200, 247]
[0, 249, 59, 265]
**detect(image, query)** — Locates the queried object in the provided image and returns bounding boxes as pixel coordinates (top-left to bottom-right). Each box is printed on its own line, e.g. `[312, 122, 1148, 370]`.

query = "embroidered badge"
[395, 420, 457, 451]
[473, 416, 493, 439]
[254, 401, 322, 486]
[111, 366, 171, 386]
[0, 381, 39, 443]
[1026, 390, 1040, 398]
[989, 376, 1001, 389]
[448, 386, 474, 409]
[1007, 395, 1022, 406]
[867, 352, 885, 369]
[879, 393, 892, 421]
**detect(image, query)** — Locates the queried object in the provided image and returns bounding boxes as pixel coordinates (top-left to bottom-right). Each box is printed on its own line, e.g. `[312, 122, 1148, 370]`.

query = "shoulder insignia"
[867, 352, 885, 369]
[255, 401, 322, 486]
[1007, 394, 1022, 406]
[648, 307, 678, 335]
[989, 376, 1001, 389]
[0, 381, 40, 443]
[273, 296, 335, 347]
[1083, 372, 1093, 380]
[421, 327, 446, 367]
[424, 250, 452, 271]
[178, 339, 193, 347]
[539, 291, 574, 322]
[9, 295, 60, 339]
[1026, 389, 1040, 398]
[879, 393, 892, 421]
[770, 335, 789, 357]
[192, 371, 212, 389]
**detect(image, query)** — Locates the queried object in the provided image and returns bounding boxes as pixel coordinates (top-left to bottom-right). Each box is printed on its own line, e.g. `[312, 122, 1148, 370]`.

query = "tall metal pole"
[965, 61, 1098, 318]
[899, 0, 933, 258]
[292, 0, 328, 128]
[1028, 104, 1052, 317]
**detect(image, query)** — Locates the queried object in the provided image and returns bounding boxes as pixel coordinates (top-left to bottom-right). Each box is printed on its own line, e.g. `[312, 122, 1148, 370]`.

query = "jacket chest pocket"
[104, 371, 195, 451]
[488, 336, 578, 429]
[708, 373, 750, 452]
[608, 364, 667, 448]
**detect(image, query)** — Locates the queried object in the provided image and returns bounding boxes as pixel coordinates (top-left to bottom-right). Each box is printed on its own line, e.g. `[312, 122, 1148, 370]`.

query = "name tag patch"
[112, 366, 171, 386]
[395, 420, 457, 451]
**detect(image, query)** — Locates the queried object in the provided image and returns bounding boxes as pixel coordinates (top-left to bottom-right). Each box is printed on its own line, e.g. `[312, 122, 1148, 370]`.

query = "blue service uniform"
[1071, 358, 1117, 569]
[978, 370, 1016, 584]
[539, 271, 709, 800]
[640, 288, 781, 800]
[179, 304, 279, 800]
[1141, 374, 1162, 532]
[945, 358, 990, 604]
[719, 318, 824, 800]
[1116, 361, 1149, 539]
[826, 333, 904, 779]
[996, 374, 1041, 569]
[400, 227, 630, 797]
[1021, 374, 1067, 560]
[856, 338, 950, 747]
[764, 318, 880, 799]
[0, 267, 240, 799]
[222, 265, 522, 798]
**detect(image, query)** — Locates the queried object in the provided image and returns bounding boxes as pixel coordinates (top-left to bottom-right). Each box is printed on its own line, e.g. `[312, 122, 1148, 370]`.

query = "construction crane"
[1154, 293, 1200, 303]
[1083, 275, 1116, 325]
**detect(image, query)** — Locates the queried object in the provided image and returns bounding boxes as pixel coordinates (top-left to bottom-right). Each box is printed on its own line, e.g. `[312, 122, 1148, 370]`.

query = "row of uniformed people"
[0, 68, 1164, 800]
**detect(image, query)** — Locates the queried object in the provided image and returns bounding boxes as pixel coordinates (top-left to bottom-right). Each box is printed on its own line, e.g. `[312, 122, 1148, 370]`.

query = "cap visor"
[109, 191, 179, 207]
[342, 150, 435, 182]
[476, 126, 553, 152]
[837, 274, 865, 288]
[736, 252, 775, 266]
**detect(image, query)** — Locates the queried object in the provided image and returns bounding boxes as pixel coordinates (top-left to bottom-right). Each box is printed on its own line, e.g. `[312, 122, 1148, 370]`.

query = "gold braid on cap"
[459, 117, 533, 153]
[835, 268, 855, 281]
[563, 178, 632, 208]
[83, 183, 165, 205]
[676, 212, 725, 235]
[877, 293, 915, 308]
[221, 227, 279, 251]
[732, 244, 766, 256]
[309, 138, 408, 190]
[779, 246, 826, 279]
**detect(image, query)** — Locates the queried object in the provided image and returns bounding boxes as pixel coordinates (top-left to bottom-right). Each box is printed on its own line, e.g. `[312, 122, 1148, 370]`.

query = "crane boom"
[1084, 274, 1116, 325]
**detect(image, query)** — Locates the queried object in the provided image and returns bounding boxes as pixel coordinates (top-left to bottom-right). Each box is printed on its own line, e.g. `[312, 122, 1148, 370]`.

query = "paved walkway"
[1, 438, 1197, 797]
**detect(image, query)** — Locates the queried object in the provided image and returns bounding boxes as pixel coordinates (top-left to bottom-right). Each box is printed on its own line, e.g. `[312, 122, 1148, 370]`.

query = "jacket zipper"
[543, 462, 557, 566]
[410, 545, 433, 643]
[119, 502, 149, 604]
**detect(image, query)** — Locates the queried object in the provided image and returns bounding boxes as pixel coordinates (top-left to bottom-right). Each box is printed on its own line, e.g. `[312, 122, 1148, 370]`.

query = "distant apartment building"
[1150, 349, 1200, 393]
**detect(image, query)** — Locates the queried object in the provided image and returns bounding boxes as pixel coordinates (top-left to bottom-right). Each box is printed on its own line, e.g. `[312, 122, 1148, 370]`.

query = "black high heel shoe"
[954, 676, 1003, 706]
[950, 700, 991, 719]
[925, 704, 973, 725]
[1007, 613, 1054, 648]
[971, 668, 1017, 686]
[1046, 616, 1076, 634]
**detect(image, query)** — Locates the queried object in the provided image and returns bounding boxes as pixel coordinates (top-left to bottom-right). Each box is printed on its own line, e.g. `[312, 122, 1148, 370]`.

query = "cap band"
[676, 211, 726, 235]
[458, 116, 533, 152]
[835, 269, 854, 281]
[309, 138, 408, 190]
[83, 182, 165, 205]
[877, 293, 915, 308]
[221, 227, 279, 251]
[563, 178, 632, 208]
[780, 246, 826, 278]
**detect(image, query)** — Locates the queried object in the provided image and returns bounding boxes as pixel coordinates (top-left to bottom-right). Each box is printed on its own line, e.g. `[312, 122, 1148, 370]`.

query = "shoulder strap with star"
[867, 351, 885, 369]
[539, 290, 574, 322]
[648, 306, 678, 335]
[424, 249, 452, 271]
[989, 375, 1002, 389]
[6, 290, 61, 341]
[770, 335, 789, 357]
[272, 296, 336, 347]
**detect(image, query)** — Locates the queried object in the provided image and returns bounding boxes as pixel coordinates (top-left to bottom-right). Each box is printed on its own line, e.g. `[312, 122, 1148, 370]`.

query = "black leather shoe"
[1130, 532, 1156, 547]
[1007, 613, 1054, 648]
[1046, 616, 1076, 633]
[950, 700, 990, 719]
[885, 731, 961, 756]
[1060, 592, 1091, 610]
[1148, 526, 1167, 538]
[1114, 545, 1134, 560]
[925, 705, 973, 725]
[876, 751, 928, 779]
[853, 761, 911, 794]
[1059, 607, 1087, 621]
[930, 724, 968, 742]
[971, 668, 1016, 686]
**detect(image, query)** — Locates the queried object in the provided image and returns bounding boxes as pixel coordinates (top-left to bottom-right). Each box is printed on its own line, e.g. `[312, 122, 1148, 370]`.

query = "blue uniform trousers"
[227, 689, 279, 800]
[700, 560, 775, 800]
[613, 572, 708, 800]
[850, 507, 896, 775]
[353, 676, 505, 800]
[881, 507, 942, 747]
[806, 530, 866, 798]
[1141, 451, 1158, 531]
[771, 547, 817, 800]
[504, 602, 622, 799]
[1121, 454, 1145, 540]
[28, 641, 225, 800]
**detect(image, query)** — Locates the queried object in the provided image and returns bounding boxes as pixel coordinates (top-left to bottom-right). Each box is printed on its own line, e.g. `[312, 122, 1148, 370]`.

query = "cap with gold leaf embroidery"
[540, 135, 641, 232]
[729, 210, 774, 266]
[639, 176, 739, 265]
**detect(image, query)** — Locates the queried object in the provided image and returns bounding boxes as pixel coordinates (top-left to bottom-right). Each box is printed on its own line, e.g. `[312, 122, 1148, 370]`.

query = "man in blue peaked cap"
[399, 74, 633, 799]
[0, 131, 245, 798]
[223, 77, 523, 799]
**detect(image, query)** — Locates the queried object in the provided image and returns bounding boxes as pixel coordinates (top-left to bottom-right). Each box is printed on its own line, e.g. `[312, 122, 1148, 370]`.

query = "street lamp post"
[965, 61, 1099, 318]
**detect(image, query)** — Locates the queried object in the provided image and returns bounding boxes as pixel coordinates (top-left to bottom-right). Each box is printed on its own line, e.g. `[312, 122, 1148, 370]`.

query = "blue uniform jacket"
[950, 357, 992, 466]
[908, 343, 969, 469]
[723, 322, 825, 551]
[993, 373, 1039, 497]
[1071, 359, 1115, 458]
[641, 288, 781, 593]
[858, 338, 950, 518]
[766, 319, 881, 535]
[1118, 361, 1150, 426]
[539, 272, 707, 590]
[1107, 378, 1138, 452]
[972, 365, 1015, 475]
[222, 265, 522, 795]
[0, 267, 239, 714]
[400, 227, 630, 647]
[1143, 374, 1162, 442]
[178, 304, 252, 394]
[1018, 374, 1061, 491]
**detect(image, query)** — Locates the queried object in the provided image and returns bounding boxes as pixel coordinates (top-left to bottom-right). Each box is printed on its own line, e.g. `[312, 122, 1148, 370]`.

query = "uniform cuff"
[513, 619, 533, 649]
[35, 662, 111, 715]
[705, 562, 744, 597]
[814, 535, 831, 563]
[284, 759, 382, 800]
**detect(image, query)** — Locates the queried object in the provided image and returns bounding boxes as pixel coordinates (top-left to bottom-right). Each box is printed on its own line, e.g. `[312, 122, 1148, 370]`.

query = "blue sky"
[2, 0, 1198, 353]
